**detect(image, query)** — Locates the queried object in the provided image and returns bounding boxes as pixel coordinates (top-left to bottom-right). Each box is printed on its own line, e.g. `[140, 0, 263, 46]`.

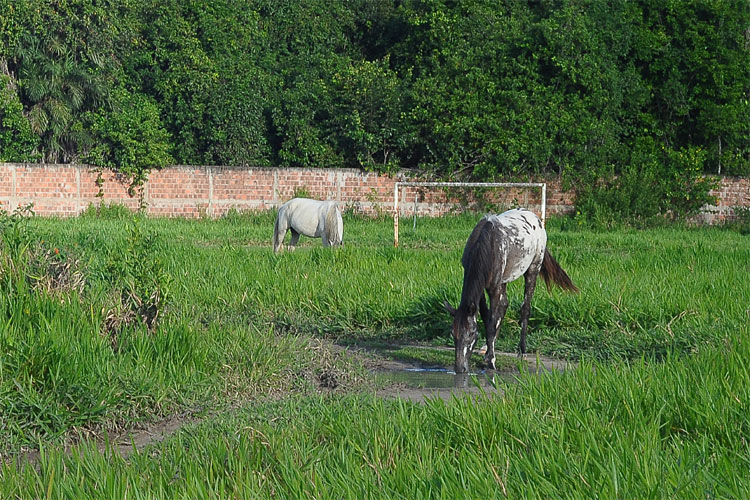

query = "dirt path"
[6, 345, 574, 468]
[7, 408, 208, 470]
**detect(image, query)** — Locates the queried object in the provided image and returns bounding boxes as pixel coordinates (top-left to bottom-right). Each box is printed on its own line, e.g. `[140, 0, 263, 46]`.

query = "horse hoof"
[483, 356, 496, 370]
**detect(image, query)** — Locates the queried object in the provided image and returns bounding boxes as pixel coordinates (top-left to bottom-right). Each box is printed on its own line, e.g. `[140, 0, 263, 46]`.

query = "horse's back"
[488, 208, 543, 230]
[279, 198, 344, 242]
[479, 209, 547, 284]
[279, 198, 326, 238]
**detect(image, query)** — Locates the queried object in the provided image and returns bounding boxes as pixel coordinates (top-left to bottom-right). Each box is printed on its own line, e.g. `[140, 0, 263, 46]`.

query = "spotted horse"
[444, 209, 579, 374]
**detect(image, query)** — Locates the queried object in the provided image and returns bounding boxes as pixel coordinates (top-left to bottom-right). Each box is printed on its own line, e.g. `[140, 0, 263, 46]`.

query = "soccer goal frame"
[393, 181, 546, 247]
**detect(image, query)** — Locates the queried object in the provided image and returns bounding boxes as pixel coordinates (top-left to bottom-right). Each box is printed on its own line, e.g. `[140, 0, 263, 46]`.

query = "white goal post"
[393, 182, 546, 247]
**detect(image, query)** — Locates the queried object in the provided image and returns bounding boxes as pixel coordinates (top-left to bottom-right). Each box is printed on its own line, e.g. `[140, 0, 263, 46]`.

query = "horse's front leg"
[478, 293, 490, 364]
[484, 283, 508, 370]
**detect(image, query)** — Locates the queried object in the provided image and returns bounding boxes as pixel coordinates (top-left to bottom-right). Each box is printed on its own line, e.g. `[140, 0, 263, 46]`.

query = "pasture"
[1, 207, 748, 498]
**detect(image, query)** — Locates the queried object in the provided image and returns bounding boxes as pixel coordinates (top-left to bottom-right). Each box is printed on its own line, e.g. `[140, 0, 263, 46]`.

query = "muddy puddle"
[366, 346, 573, 403]
[377, 367, 512, 389]
[375, 367, 512, 402]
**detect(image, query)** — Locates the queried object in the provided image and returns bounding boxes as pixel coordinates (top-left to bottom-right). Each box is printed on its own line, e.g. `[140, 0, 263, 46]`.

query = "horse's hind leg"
[289, 229, 300, 250]
[483, 283, 508, 370]
[518, 269, 539, 355]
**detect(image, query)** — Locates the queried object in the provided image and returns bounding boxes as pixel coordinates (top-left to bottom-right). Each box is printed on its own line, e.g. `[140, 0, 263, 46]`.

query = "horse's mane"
[460, 218, 494, 311]
[324, 202, 341, 245]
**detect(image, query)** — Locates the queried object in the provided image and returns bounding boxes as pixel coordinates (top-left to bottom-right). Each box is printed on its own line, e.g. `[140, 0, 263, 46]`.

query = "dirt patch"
[5, 407, 208, 471]
[102, 409, 203, 459]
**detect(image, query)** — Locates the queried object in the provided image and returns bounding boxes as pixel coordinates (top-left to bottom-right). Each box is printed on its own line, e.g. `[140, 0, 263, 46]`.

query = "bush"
[99, 216, 171, 348]
[725, 206, 750, 235]
[84, 88, 173, 192]
[574, 139, 717, 226]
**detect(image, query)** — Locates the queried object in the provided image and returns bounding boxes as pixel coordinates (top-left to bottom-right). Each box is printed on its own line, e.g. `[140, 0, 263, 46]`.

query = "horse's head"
[444, 300, 478, 374]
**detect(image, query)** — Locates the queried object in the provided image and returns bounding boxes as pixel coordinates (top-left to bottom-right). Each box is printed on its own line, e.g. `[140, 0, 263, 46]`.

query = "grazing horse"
[444, 209, 578, 373]
[273, 198, 343, 253]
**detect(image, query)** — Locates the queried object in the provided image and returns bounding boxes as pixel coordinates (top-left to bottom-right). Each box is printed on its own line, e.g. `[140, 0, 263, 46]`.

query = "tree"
[8, 0, 130, 163]
[0, 73, 38, 161]
[84, 87, 172, 185]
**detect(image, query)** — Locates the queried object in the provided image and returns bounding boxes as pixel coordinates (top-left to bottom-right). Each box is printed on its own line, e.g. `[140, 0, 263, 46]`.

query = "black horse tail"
[540, 248, 579, 293]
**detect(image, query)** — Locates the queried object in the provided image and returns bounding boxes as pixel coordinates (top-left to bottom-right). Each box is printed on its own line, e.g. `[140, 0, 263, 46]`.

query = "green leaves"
[0, 0, 747, 202]
[574, 138, 718, 224]
[0, 73, 38, 161]
[84, 87, 172, 184]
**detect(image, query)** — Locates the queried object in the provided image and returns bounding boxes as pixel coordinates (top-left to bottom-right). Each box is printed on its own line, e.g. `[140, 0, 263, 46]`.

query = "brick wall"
[0, 163, 747, 222]
[692, 176, 750, 224]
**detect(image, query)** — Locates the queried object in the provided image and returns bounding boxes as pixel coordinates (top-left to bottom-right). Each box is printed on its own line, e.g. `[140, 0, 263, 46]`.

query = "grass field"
[1, 207, 748, 498]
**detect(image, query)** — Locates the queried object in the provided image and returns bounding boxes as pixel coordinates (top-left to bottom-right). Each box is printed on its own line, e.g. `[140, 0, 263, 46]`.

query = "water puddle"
[353, 343, 573, 402]
[376, 367, 515, 392]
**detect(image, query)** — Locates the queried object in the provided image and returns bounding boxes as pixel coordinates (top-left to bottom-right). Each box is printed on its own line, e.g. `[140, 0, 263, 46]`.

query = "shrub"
[84, 88, 173, 194]
[574, 139, 717, 226]
[102, 216, 171, 343]
[726, 206, 750, 235]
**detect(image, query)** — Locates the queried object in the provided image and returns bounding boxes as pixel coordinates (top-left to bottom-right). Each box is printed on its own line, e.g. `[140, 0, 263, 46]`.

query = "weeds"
[0, 204, 35, 276]
[1, 204, 85, 299]
[726, 205, 750, 234]
[103, 216, 171, 336]
[79, 202, 133, 220]
[26, 243, 86, 299]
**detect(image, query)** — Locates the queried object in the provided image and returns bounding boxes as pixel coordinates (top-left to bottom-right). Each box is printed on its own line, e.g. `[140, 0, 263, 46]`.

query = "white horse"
[273, 198, 344, 253]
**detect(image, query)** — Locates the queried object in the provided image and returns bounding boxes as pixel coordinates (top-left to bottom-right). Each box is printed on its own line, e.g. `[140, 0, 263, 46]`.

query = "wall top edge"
[0, 162, 393, 176]
[0, 163, 559, 183]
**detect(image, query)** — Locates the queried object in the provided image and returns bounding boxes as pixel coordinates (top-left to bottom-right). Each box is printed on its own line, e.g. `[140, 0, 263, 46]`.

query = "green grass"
[1, 209, 748, 497]
[3, 337, 747, 498]
[33, 210, 749, 355]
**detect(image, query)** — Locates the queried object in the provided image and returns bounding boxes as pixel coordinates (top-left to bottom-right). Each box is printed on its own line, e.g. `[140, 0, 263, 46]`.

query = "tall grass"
[124, 213, 749, 358]
[1, 208, 748, 497]
[3, 335, 747, 498]
[0, 211, 343, 453]
[45, 211, 748, 352]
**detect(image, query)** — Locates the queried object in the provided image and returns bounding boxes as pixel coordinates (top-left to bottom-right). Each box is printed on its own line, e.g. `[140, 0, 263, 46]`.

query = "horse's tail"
[272, 207, 284, 253]
[540, 248, 578, 292]
[325, 203, 343, 247]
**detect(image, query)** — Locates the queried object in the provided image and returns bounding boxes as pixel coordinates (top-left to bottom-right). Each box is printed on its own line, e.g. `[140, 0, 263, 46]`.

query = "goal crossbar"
[393, 181, 546, 247]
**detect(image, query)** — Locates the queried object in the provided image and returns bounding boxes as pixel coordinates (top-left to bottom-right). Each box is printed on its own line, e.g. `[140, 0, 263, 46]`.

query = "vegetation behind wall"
[1, 0, 748, 222]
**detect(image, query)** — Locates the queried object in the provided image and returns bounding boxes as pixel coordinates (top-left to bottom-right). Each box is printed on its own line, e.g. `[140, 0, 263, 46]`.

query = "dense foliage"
[1, 0, 748, 217]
